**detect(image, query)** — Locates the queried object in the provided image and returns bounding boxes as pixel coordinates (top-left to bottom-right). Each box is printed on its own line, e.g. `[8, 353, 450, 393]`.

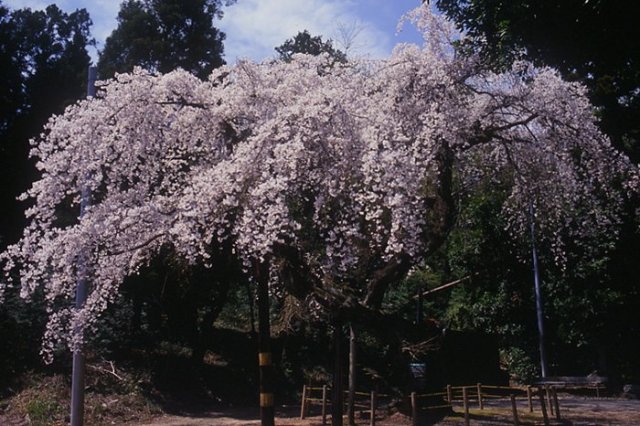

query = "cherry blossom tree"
[1, 5, 637, 425]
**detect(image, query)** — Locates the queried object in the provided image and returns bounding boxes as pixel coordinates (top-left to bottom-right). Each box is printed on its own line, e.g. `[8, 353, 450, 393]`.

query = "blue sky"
[3, 0, 426, 64]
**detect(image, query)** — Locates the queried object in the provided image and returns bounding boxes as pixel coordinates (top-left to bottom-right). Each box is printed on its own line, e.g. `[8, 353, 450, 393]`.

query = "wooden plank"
[545, 385, 554, 416]
[552, 388, 561, 421]
[463, 387, 470, 426]
[322, 385, 328, 426]
[414, 275, 475, 298]
[538, 386, 550, 426]
[411, 392, 417, 426]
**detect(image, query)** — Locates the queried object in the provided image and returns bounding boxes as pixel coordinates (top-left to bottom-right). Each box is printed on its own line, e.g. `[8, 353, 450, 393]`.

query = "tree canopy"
[435, 0, 640, 163]
[0, 1, 93, 247]
[275, 30, 346, 63]
[97, 0, 232, 80]
[1, 6, 637, 362]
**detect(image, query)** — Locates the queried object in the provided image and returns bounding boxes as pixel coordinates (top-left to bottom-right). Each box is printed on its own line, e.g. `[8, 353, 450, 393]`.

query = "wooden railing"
[300, 385, 389, 426]
[300, 382, 569, 426]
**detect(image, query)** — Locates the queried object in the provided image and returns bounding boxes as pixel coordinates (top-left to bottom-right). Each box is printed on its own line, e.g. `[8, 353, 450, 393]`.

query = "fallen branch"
[88, 360, 124, 381]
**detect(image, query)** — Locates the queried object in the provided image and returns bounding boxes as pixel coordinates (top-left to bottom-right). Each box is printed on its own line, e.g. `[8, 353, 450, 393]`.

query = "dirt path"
[133, 396, 640, 425]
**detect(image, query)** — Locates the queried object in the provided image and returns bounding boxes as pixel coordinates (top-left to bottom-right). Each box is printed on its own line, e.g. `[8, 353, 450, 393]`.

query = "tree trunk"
[247, 279, 256, 335]
[331, 316, 344, 426]
[257, 263, 275, 426]
[347, 323, 357, 425]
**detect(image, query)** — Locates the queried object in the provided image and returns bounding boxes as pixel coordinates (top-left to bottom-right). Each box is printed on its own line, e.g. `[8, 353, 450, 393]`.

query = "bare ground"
[133, 396, 640, 426]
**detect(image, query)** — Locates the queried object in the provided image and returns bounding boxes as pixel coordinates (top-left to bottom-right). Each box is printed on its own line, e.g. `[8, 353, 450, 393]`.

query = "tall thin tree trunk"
[256, 263, 275, 426]
[247, 279, 256, 335]
[347, 323, 357, 425]
[331, 316, 344, 426]
[530, 201, 549, 378]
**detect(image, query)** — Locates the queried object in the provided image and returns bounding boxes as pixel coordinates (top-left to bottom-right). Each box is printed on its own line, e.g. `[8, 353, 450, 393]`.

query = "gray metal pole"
[70, 65, 96, 426]
[529, 200, 549, 378]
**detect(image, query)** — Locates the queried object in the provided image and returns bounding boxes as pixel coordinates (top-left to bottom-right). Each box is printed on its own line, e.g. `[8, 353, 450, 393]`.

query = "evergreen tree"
[275, 30, 347, 63]
[0, 0, 93, 383]
[0, 1, 93, 247]
[98, 0, 232, 80]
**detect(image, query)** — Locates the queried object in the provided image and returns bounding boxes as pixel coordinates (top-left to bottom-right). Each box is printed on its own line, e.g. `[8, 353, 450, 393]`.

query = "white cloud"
[4, 0, 406, 65]
[2, 0, 51, 10]
[218, 0, 392, 63]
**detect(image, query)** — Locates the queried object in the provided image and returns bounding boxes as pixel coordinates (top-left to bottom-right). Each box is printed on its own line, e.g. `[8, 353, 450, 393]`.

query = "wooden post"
[477, 383, 483, 409]
[347, 324, 357, 426]
[411, 392, 417, 426]
[537, 386, 550, 426]
[552, 388, 561, 421]
[526, 386, 533, 413]
[510, 395, 520, 426]
[322, 385, 328, 426]
[331, 316, 344, 426]
[462, 387, 470, 426]
[370, 391, 377, 426]
[446, 384, 452, 403]
[301, 385, 307, 419]
[545, 385, 554, 416]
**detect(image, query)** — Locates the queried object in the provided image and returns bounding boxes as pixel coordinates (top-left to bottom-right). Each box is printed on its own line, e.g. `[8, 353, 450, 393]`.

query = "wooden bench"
[532, 376, 607, 397]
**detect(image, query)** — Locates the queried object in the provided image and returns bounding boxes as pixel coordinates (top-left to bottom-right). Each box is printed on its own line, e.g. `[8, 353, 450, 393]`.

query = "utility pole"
[530, 200, 549, 378]
[70, 65, 96, 426]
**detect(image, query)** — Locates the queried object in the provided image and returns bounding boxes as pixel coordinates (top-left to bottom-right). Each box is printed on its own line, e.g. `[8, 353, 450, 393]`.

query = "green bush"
[500, 347, 538, 384]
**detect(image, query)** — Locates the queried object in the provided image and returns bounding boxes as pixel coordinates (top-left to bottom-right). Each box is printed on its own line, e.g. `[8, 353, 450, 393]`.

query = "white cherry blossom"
[1, 5, 637, 358]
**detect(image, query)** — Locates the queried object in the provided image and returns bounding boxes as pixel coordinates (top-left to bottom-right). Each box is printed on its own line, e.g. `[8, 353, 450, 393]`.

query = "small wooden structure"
[300, 385, 381, 426]
[533, 375, 607, 397]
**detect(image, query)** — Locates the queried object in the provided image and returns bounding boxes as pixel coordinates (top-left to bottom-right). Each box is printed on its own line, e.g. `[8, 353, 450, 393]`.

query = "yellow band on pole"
[260, 392, 274, 407]
[258, 352, 272, 366]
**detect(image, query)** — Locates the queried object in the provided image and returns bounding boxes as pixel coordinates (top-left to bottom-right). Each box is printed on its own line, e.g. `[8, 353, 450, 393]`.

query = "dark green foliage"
[0, 1, 93, 248]
[97, 0, 233, 80]
[0, 286, 48, 391]
[416, 173, 640, 382]
[91, 248, 241, 366]
[275, 30, 347, 64]
[355, 67, 640, 381]
[435, 0, 640, 163]
[0, 2, 92, 384]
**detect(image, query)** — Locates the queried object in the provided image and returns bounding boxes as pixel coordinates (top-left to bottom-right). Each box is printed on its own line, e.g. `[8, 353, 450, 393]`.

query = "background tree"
[433, 0, 640, 380]
[0, 1, 93, 248]
[275, 30, 346, 63]
[98, 0, 233, 80]
[430, 177, 640, 382]
[434, 0, 640, 163]
[0, 0, 93, 385]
